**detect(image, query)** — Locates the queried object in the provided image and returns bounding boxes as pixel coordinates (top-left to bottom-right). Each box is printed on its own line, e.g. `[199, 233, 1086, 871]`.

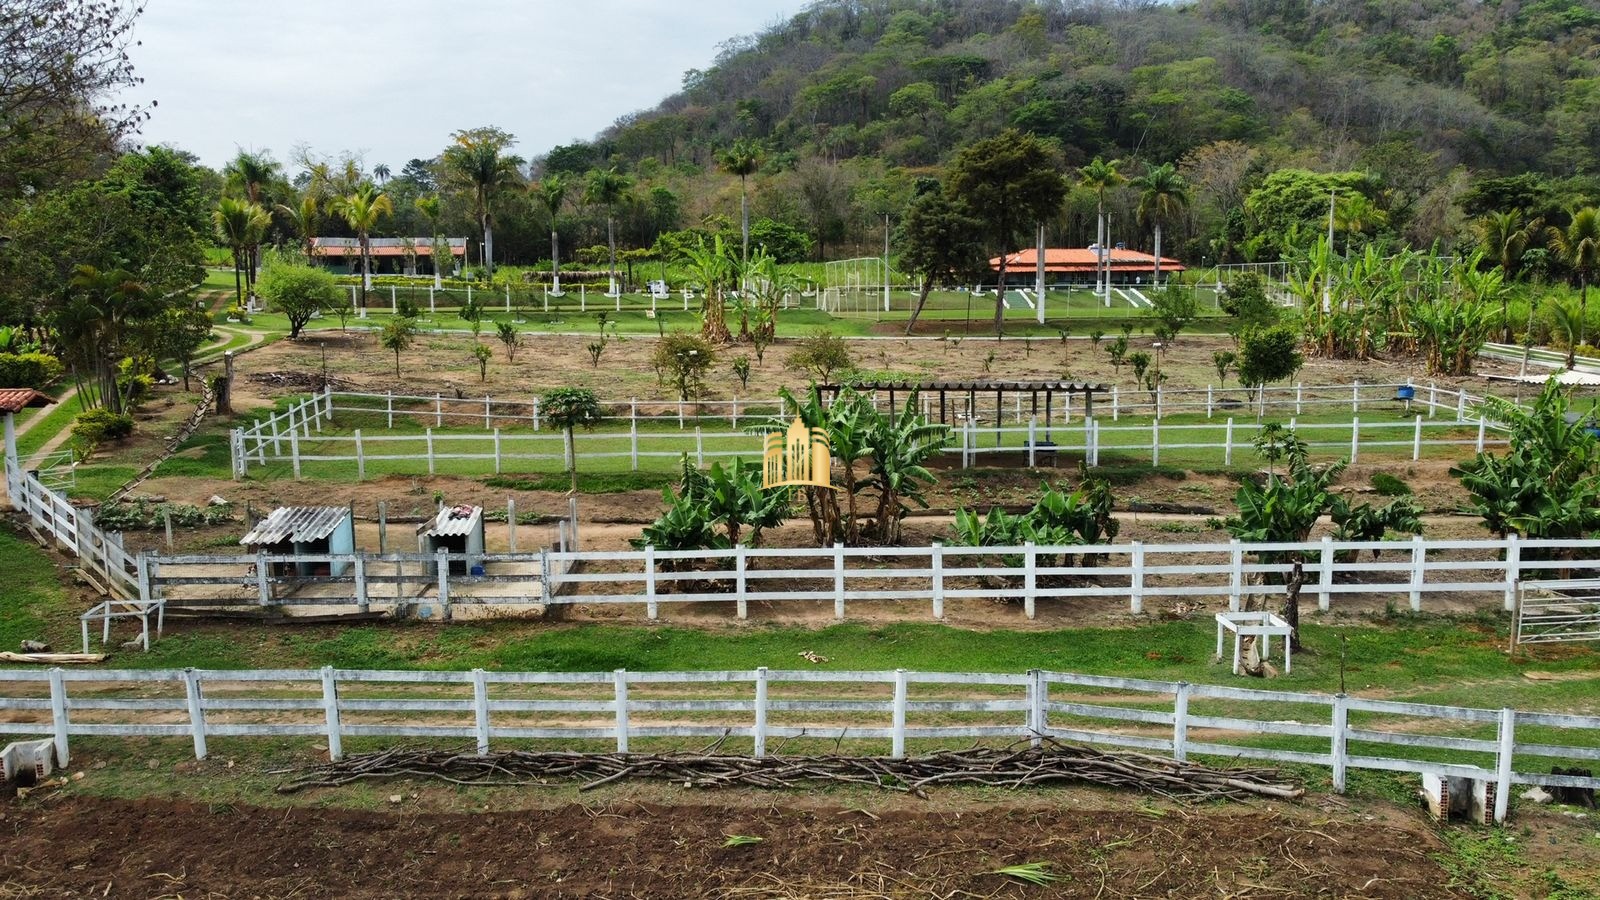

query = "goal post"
[822, 257, 888, 316]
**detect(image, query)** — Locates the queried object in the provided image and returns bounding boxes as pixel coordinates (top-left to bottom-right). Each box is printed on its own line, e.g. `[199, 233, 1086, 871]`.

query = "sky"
[121, 0, 804, 171]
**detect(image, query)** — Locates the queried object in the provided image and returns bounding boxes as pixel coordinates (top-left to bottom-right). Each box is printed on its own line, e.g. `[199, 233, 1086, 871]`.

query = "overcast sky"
[123, 0, 803, 171]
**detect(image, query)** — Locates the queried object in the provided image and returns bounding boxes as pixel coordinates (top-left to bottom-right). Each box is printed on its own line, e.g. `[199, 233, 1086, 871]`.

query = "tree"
[653, 332, 716, 402]
[1076, 157, 1126, 300]
[223, 150, 281, 287]
[790, 330, 852, 383]
[680, 234, 735, 343]
[1219, 273, 1279, 336]
[717, 139, 762, 273]
[328, 183, 394, 303]
[60, 264, 157, 414]
[1147, 284, 1198, 346]
[1237, 325, 1304, 399]
[863, 391, 952, 544]
[379, 316, 417, 379]
[213, 197, 270, 309]
[276, 193, 321, 264]
[533, 174, 570, 294]
[257, 255, 339, 340]
[1546, 296, 1586, 369]
[0, 0, 148, 201]
[541, 387, 603, 493]
[473, 342, 491, 381]
[897, 182, 985, 334]
[496, 321, 519, 361]
[442, 128, 522, 280]
[1132, 162, 1190, 282]
[160, 297, 214, 391]
[1548, 207, 1600, 350]
[1478, 210, 1542, 343]
[585, 167, 633, 294]
[947, 130, 1069, 335]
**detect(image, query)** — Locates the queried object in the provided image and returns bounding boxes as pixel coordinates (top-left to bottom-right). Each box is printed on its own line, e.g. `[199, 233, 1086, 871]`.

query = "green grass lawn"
[15, 388, 87, 460]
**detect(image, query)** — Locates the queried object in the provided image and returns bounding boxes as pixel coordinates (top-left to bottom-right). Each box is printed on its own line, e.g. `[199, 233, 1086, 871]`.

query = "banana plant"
[862, 391, 952, 544]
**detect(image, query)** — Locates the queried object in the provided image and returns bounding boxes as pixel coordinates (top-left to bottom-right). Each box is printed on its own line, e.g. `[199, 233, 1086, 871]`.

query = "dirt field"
[0, 790, 1467, 899]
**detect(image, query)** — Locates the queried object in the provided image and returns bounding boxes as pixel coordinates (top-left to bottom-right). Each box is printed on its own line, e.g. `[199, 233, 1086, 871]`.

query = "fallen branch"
[275, 738, 1303, 803]
[0, 652, 108, 664]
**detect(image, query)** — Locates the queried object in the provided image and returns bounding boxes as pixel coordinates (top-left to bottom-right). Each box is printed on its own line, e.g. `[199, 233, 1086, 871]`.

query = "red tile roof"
[990, 248, 1185, 272]
[315, 245, 467, 258]
[0, 388, 52, 413]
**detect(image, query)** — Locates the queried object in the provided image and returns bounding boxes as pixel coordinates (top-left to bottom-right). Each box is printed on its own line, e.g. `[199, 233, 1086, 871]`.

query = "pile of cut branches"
[274, 738, 1302, 802]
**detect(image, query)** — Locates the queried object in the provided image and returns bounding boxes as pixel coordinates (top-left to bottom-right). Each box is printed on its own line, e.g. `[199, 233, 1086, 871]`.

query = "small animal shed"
[418, 505, 485, 576]
[240, 506, 355, 577]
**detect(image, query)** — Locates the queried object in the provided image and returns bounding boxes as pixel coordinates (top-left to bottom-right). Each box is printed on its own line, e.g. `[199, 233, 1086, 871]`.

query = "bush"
[71, 408, 134, 459]
[653, 332, 716, 401]
[0, 352, 63, 389]
[94, 500, 233, 531]
[789, 330, 852, 383]
[1370, 472, 1412, 496]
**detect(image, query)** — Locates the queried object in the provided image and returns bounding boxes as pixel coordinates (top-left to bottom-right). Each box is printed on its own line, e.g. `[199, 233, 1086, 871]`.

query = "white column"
[321, 667, 344, 761]
[891, 668, 908, 759]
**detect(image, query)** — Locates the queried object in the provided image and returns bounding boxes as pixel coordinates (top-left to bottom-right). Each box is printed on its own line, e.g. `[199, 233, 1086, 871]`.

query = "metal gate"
[1514, 579, 1600, 645]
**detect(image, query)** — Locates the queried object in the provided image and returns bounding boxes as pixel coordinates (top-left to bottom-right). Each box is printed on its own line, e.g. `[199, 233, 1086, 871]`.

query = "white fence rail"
[232, 383, 1509, 479]
[142, 535, 1600, 619]
[2, 665, 1596, 823]
[4, 466, 138, 600]
[1515, 579, 1600, 645]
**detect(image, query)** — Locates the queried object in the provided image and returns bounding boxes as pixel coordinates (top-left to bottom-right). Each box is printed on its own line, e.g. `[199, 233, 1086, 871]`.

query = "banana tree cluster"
[632, 455, 792, 564]
[951, 479, 1119, 572]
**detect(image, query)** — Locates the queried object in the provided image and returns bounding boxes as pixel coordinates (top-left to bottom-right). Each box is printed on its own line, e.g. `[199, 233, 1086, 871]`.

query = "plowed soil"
[0, 793, 1458, 899]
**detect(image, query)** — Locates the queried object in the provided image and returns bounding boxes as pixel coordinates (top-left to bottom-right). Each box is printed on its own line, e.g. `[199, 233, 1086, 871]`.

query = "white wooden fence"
[2, 665, 1595, 822]
[230, 383, 1509, 479]
[4, 466, 138, 599]
[141, 535, 1599, 619]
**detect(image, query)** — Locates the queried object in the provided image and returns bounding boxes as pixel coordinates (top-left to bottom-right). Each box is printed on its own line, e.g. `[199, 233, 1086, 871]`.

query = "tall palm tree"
[1546, 296, 1586, 370]
[372, 163, 391, 184]
[414, 195, 445, 287]
[1076, 157, 1125, 302]
[213, 197, 271, 308]
[276, 194, 320, 264]
[1132, 163, 1190, 283]
[329, 183, 395, 302]
[442, 130, 523, 280]
[1478, 210, 1542, 341]
[64, 265, 155, 415]
[585, 167, 633, 295]
[224, 150, 282, 282]
[717, 139, 762, 272]
[1548, 207, 1600, 350]
[534, 174, 570, 295]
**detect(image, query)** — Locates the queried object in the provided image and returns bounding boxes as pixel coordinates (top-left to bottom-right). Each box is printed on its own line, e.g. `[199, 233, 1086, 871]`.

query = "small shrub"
[653, 332, 716, 401]
[789, 330, 852, 383]
[731, 355, 751, 390]
[0, 352, 63, 389]
[396, 297, 420, 319]
[1371, 472, 1412, 496]
[70, 408, 134, 459]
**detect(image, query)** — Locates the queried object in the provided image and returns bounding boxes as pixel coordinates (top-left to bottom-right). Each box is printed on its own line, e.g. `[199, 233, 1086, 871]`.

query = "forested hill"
[588, 0, 1599, 177]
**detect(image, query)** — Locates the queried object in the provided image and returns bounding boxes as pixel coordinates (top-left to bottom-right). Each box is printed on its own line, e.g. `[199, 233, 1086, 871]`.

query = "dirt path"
[0, 792, 1459, 899]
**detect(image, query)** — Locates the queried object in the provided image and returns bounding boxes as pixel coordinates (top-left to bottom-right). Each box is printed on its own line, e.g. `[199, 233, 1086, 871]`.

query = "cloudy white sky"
[123, 0, 803, 170]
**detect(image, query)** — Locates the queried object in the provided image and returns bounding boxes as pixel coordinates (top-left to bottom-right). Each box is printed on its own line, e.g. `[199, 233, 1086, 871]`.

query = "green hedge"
[0, 352, 63, 389]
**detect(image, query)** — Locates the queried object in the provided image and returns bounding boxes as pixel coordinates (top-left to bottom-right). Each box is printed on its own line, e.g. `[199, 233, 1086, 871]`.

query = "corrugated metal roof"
[989, 248, 1186, 272]
[0, 389, 53, 413]
[419, 505, 483, 538]
[241, 507, 349, 546]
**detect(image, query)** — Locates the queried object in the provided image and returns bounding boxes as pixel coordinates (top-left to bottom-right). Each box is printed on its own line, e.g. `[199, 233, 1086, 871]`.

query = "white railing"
[4, 466, 138, 599]
[142, 535, 1597, 619]
[2, 665, 1595, 822]
[231, 384, 1508, 479]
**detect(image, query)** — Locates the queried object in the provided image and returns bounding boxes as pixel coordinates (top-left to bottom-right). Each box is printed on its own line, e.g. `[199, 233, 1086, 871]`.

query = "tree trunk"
[906, 279, 933, 335]
[551, 228, 562, 295]
[740, 176, 750, 271]
[606, 214, 618, 295]
[993, 258, 1007, 337]
[393, 348, 400, 378]
[233, 254, 243, 309]
[1153, 223, 1162, 283]
[482, 214, 495, 281]
[1280, 558, 1305, 651]
[361, 234, 372, 301]
[565, 427, 578, 493]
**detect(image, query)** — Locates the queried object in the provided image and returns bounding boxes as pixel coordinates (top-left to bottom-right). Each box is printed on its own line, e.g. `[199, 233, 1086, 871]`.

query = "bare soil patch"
[0, 792, 1459, 899]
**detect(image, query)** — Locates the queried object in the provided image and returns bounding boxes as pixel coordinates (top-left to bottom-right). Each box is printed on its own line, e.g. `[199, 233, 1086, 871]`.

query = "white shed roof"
[419, 505, 483, 538]
[241, 507, 350, 545]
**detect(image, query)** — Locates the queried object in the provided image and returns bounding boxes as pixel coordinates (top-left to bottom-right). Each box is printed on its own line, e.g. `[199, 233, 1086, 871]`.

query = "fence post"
[1228, 539, 1243, 612]
[493, 428, 502, 474]
[630, 400, 639, 471]
[1409, 536, 1426, 611]
[539, 547, 552, 605]
[1027, 419, 1036, 467]
[473, 668, 491, 755]
[270, 411, 281, 456]
[1494, 707, 1516, 823]
[1331, 694, 1348, 793]
[48, 667, 69, 767]
[230, 428, 244, 480]
[289, 426, 301, 478]
[435, 393, 443, 428]
[256, 550, 271, 606]
[1155, 385, 1163, 420]
[694, 426, 704, 467]
[1411, 416, 1422, 461]
[1458, 390, 1468, 421]
[930, 542, 945, 619]
[1476, 417, 1487, 453]
[1111, 386, 1119, 421]
[183, 668, 208, 760]
[353, 554, 368, 613]
[891, 668, 908, 759]
[437, 548, 451, 622]
[386, 391, 394, 429]
[1028, 669, 1045, 747]
[319, 666, 343, 761]
[137, 552, 152, 603]
[833, 543, 846, 620]
[613, 669, 630, 753]
[1206, 385, 1213, 419]
[753, 667, 769, 758]
[1349, 417, 1359, 463]
[677, 399, 684, 429]
[735, 544, 748, 620]
[354, 429, 365, 481]
[636, 544, 657, 620]
[961, 418, 971, 469]
[1295, 381, 1303, 416]
[1319, 535, 1334, 611]
[1503, 534, 1520, 611]
[1351, 380, 1359, 413]
[484, 396, 491, 430]
[532, 398, 540, 432]
[1173, 682, 1191, 762]
[1151, 419, 1160, 467]
[1130, 542, 1145, 614]
[1022, 541, 1038, 620]
[425, 428, 435, 475]
[1224, 417, 1234, 466]
[731, 396, 739, 431]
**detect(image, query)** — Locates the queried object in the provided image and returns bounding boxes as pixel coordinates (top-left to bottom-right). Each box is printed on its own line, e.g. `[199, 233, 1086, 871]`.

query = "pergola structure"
[816, 379, 1108, 436]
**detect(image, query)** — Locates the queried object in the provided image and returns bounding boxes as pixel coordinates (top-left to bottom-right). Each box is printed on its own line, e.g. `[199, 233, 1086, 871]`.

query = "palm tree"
[64, 265, 155, 415]
[1132, 163, 1190, 283]
[442, 130, 523, 280]
[276, 194, 320, 264]
[224, 151, 282, 283]
[213, 198, 271, 308]
[1546, 297, 1586, 370]
[717, 139, 762, 272]
[414, 195, 445, 287]
[328, 183, 395, 302]
[1479, 210, 1543, 341]
[534, 174, 570, 295]
[1076, 157, 1124, 301]
[585, 167, 633, 295]
[373, 163, 391, 184]
[1548, 207, 1600, 351]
